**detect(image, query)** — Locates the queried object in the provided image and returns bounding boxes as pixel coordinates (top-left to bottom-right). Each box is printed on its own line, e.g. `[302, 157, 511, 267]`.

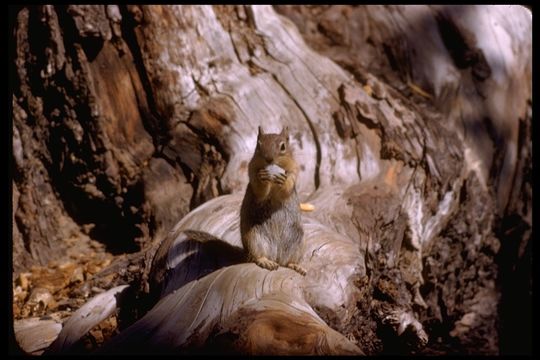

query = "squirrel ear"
[281, 126, 289, 138]
[258, 126, 264, 137]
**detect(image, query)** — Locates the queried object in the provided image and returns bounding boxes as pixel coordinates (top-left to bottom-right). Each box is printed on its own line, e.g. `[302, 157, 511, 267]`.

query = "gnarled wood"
[46, 285, 129, 353]
[11, 5, 531, 355]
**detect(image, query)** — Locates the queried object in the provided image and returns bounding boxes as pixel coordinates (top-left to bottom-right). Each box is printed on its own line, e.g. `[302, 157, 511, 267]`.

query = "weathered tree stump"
[11, 5, 531, 355]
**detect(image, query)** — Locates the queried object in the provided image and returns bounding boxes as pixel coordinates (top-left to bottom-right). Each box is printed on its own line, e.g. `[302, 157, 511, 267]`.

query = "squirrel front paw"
[258, 169, 273, 183]
[262, 164, 287, 185]
[255, 257, 279, 271]
[273, 171, 287, 185]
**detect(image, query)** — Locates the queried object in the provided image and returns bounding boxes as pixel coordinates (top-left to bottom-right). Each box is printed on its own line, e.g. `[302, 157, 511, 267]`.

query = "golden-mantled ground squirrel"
[240, 126, 306, 276]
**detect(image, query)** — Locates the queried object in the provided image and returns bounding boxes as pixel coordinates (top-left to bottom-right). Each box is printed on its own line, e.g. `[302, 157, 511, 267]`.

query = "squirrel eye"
[280, 142, 286, 152]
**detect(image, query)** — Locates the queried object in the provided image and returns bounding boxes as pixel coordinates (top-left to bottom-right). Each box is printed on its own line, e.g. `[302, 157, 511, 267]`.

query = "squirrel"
[240, 126, 306, 276]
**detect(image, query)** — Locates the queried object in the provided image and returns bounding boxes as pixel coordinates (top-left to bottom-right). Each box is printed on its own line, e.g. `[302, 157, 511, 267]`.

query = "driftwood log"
[11, 5, 531, 355]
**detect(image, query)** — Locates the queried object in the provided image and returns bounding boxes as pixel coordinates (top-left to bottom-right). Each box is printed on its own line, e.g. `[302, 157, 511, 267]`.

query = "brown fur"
[240, 127, 306, 275]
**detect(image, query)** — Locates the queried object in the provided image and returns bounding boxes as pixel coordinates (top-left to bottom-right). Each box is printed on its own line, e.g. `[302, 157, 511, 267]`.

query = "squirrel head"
[255, 126, 291, 164]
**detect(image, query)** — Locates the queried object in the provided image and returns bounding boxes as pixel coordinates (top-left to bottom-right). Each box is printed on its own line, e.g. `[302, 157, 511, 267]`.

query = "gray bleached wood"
[46, 285, 129, 353]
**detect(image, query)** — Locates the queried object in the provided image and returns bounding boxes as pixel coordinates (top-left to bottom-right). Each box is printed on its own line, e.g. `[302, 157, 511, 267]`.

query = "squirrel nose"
[264, 156, 274, 164]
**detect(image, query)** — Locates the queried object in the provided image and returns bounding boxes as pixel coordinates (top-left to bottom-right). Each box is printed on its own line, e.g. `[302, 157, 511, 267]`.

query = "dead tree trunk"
[11, 5, 531, 355]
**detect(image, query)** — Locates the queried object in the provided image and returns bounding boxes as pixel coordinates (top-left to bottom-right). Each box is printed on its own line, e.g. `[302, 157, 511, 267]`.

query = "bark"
[11, 5, 531, 355]
[275, 6, 532, 354]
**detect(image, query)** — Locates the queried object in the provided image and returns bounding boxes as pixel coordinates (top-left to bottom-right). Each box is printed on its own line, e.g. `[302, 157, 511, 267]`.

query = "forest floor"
[12, 235, 123, 354]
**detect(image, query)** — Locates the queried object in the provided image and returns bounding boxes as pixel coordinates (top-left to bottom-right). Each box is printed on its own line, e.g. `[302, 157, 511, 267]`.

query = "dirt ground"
[12, 234, 123, 354]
